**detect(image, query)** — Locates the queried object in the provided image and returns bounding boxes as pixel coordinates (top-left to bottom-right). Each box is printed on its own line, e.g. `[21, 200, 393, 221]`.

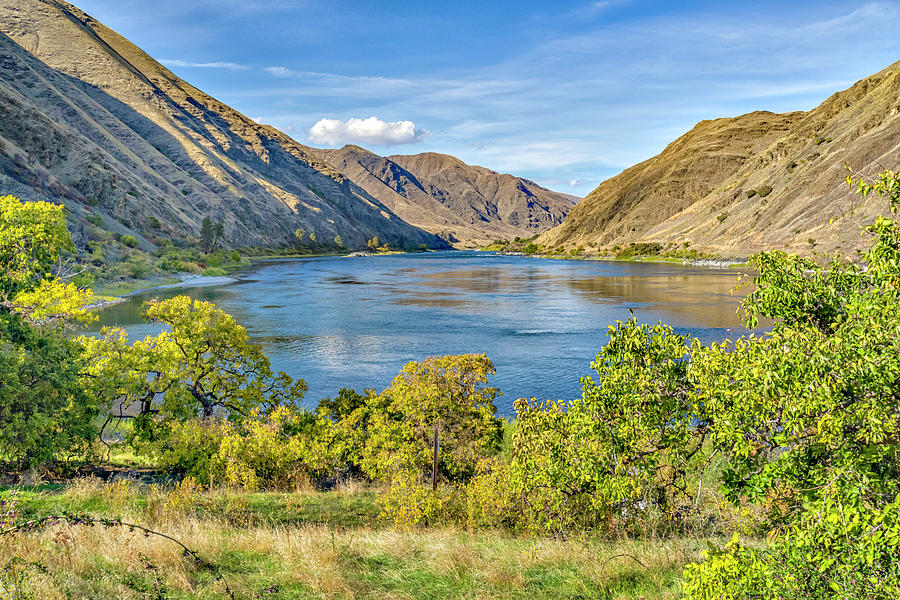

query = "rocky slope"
[317, 146, 578, 246]
[538, 61, 900, 258]
[0, 0, 446, 250]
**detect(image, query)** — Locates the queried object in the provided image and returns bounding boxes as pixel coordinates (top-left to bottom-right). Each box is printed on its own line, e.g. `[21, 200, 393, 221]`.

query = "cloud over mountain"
[307, 116, 429, 147]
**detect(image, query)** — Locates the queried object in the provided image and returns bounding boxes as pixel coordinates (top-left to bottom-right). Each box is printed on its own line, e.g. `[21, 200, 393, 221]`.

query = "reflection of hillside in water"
[415, 268, 557, 293]
[389, 268, 560, 309]
[391, 265, 748, 330]
[567, 272, 747, 329]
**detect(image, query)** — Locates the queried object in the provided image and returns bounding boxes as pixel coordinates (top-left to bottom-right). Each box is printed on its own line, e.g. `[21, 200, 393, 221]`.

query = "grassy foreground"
[0, 479, 713, 599]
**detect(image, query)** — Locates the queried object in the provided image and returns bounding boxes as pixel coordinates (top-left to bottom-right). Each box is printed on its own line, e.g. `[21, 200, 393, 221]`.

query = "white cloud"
[264, 66, 294, 78]
[307, 117, 429, 147]
[162, 59, 248, 70]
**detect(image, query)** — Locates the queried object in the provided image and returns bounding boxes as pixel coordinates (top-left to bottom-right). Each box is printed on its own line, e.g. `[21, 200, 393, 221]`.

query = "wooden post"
[432, 424, 439, 491]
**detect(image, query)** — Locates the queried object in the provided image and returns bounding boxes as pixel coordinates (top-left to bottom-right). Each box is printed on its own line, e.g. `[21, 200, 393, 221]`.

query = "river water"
[90, 251, 751, 415]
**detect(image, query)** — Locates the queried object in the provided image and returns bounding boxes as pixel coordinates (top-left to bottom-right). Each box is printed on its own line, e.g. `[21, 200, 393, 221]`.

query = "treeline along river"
[90, 251, 751, 415]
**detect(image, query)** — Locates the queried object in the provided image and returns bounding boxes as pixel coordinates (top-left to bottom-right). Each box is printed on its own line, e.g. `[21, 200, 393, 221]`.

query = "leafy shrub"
[141, 418, 229, 483]
[506, 320, 698, 535]
[0, 197, 99, 469]
[117, 254, 151, 278]
[358, 354, 502, 484]
[119, 234, 138, 248]
[684, 494, 900, 599]
[756, 184, 773, 197]
[0, 312, 98, 470]
[378, 472, 448, 529]
[615, 242, 663, 258]
[465, 458, 517, 530]
[158, 253, 183, 272]
[681, 169, 900, 595]
[211, 407, 325, 490]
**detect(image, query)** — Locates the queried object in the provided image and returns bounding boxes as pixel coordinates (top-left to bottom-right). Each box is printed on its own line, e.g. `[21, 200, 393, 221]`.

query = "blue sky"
[75, 0, 900, 197]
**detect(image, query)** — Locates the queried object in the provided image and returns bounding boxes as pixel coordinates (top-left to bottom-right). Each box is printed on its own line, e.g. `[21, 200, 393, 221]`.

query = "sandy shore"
[89, 273, 238, 311]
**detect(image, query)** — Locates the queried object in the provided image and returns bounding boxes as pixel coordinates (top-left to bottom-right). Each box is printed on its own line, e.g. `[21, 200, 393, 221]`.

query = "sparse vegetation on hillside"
[537, 62, 900, 257]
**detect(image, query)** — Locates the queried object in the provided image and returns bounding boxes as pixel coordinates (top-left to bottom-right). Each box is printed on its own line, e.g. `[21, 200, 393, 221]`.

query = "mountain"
[316, 146, 578, 246]
[0, 0, 446, 250]
[538, 61, 900, 258]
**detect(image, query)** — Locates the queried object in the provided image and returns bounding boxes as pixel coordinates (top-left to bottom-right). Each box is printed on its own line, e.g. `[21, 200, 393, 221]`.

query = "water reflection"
[88, 252, 753, 415]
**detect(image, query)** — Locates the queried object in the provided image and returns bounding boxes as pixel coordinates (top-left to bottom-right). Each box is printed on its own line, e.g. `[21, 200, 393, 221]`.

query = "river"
[89, 251, 751, 415]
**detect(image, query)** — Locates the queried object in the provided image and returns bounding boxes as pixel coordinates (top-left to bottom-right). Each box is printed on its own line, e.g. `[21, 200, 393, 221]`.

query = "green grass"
[92, 275, 181, 297]
[0, 481, 708, 599]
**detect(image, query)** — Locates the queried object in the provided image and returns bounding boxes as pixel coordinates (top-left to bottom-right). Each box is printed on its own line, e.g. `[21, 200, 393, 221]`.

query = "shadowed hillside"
[0, 0, 446, 250]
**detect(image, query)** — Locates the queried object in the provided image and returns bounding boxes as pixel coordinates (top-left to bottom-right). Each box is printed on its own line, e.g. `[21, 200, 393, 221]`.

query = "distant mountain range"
[539, 61, 900, 258]
[0, 0, 576, 250]
[317, 146, 576, 245]
[3, 1, 896, 259]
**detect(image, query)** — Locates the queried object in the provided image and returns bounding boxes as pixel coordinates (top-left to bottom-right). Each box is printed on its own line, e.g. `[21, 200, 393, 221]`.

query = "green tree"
[507, 319, 701, 534]
[0, 311, 98, 470]
[199, 217, 223, 254]
[333, 234, 343, 248]
[0, 196, 99, 468]
[682, 169, 900, 598]
[358, 354, 503, 484]
[367, 236, 379, 250]
[0, 195, 71, 304]
[294, 228, 305, 247]
[199, 216, 214, 254]
[82, 296, 307, 445]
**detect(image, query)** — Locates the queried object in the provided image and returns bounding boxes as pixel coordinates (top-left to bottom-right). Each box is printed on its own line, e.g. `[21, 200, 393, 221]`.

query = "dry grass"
[0, 480, 710, 599]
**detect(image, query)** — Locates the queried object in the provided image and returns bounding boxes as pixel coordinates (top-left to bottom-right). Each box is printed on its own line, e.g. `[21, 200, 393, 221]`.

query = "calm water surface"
[90, 252, 750, 415]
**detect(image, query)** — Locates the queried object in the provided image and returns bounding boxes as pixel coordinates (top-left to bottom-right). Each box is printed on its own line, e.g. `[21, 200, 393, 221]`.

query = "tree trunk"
[432, 424, 439, 491]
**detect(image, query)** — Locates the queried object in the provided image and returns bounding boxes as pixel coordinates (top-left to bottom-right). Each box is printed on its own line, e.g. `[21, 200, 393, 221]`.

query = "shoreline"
[88, 273, 239, 312]
[491, 250, 747, 269]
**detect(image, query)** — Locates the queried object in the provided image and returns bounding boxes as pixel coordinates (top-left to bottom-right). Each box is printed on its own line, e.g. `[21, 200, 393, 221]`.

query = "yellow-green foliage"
[464, 458, 517, 530]
[212, 407, 328, 490]
[144, 418, 229, 483]
[13, 279, 97, 323]
[0, 195, 71, 302]
[0, 196, 96, 322]
[358, 354, 503, 483]
[502, 320, 700, 536]
[378, 471, 449, 530]
[0, 197, 99, 469]
[81, 296, 308, 441]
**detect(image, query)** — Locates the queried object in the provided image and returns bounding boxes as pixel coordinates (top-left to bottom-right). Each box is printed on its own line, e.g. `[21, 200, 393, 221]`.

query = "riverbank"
[89, 273, 239, 312]
[492, 250, 747, 269]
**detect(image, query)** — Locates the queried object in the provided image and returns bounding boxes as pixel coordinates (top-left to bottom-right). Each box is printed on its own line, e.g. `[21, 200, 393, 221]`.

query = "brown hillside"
[538, 61, 900, 258]
[317, 146, 578, 246]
